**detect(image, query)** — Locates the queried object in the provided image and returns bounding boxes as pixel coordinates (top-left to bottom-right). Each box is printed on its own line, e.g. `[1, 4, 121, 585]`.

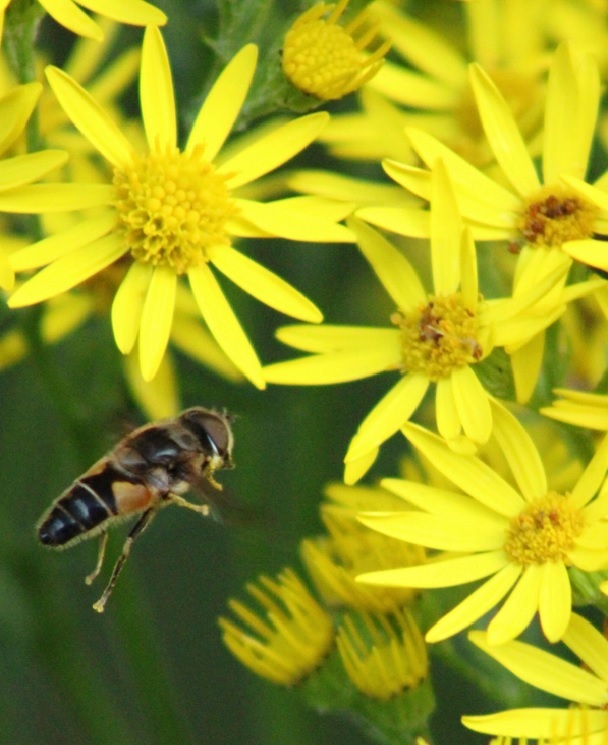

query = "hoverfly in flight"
[36, 407, 234, 613]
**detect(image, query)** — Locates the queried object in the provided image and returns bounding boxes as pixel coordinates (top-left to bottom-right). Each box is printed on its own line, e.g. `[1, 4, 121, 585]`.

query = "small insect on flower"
[36, 407, 234, 613]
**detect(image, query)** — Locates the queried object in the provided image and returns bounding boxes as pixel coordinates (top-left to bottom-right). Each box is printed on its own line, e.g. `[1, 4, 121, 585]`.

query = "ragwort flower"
[358, 403, 608, 645]
[361, 42, 604, 281]
[463, 614, 608, 741]
[5, 27, 353, 387]
[0, 0, 166, 42]
[265, 163, 573, 483]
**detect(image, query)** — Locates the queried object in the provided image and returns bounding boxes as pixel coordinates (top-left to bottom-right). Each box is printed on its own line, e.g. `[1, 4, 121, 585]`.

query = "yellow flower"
[5, 27, 353, 387]
[264, 163, 575, 483]
[361, 42, 603, 276]
[282, 0, 390, 101]
[0, 0, 166, 41]
[357, 403, 608, 645]
[463, 614, 608, 741]
[218, 568, 334, 687]
[336, 608, 428, 700]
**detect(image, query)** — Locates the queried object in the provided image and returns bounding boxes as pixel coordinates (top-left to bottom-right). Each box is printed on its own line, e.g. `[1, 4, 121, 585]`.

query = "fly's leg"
[92, 508, 158, 613]
[85, 531, 108, 586]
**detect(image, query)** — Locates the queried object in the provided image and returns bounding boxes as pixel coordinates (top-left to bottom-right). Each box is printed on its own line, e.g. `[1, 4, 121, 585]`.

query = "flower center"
[113, 144, 237, 274]
[504, 492, 584, 566]
[518, 184, 598, 249]
[391, 294, 482, 381]
[282, 0, 390, 101]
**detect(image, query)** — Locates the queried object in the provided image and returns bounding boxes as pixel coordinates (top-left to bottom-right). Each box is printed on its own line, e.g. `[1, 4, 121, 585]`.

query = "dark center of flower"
[392, 293, 482, 381]
[518, 184, 598, 249]
[113, 144, 238, 274]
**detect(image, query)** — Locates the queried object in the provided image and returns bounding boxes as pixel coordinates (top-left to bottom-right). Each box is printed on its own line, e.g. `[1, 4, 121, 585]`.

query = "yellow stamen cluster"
[504, 492, 585, 566]
[301, 508, 424, 612]
[392, 294, 481, 381]
[113, 144, 237, 274]
[282, 0, 390, 101]
[218, 569, 334, 687]
[336, 609, 428, 700]
[518, 184, 598, 249]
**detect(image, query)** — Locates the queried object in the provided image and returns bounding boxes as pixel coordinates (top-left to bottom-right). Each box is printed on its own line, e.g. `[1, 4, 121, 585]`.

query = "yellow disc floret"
[392, 293, 482, 381]
[504, 492, 585, 566]
[518, 184, 598, 249]
[282, 0, 390, 101]
[113, 144, 238, 274]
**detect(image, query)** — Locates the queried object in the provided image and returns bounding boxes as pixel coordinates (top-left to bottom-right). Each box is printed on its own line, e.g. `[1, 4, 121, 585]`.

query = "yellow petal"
[77, 0, 167, 26]
[275, 324, 400, 353]
[401, 422, 524, 516]
[210, 245, 322, 322]
[358, 550, 509, 589]
[46, 66, 134, 168]
[431, 159, 461, 295]
[570, 433, 608, 510]
[425, 562, 520, 643]
[348, 217, 426, 311]
[487, 565, 542, 645]
[170, 316, 243, 382]
[0, 82, 42, 154]
[235, 198, 353, 242]
[220, 113, 328, 188]
[563, 237, 608, 271]
[0, 183, 114, 212]
[263, 346, 400, 385]
[463, 709, 608, 739]
[490, 398, 547, 501]
[469, 629, 608, 705]
[357, 511, 504, 552]
[357, 205, 431, 239]
[38, 0, 103, 40]
[435, 376, 460, 440]
[187, 45, 258, 161]
[141, 26, 175, 150]
[111, 261, 153, 354]
[0, 151, 68, 192]
[450, 366, 492, 444]
[345, 374, 430, 461]
[188, 263, 264, 389]
[543, 43, 599, 184]
[563, 612, 608, 683]
[406, 127, 522, 212]
[538, 562, 571, 642]
[10, 212, 115, 272]
[343, 449, 379, 485]
[469, 63, 540, 197]
[8, 234, 126, 307]
[139, 266, 176, 381]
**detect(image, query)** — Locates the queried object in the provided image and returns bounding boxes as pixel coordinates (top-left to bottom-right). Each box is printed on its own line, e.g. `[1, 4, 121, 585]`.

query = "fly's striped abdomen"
[38, 466, 123, 548]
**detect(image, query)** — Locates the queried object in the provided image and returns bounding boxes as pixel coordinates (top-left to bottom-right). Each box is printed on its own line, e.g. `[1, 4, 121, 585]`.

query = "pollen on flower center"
[391, 294, 482, 381]
[504, 492, 584, 566]
[113, 144, 238, 274]
[282, 0, 390, 101]
[518, 184, 598, 249]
